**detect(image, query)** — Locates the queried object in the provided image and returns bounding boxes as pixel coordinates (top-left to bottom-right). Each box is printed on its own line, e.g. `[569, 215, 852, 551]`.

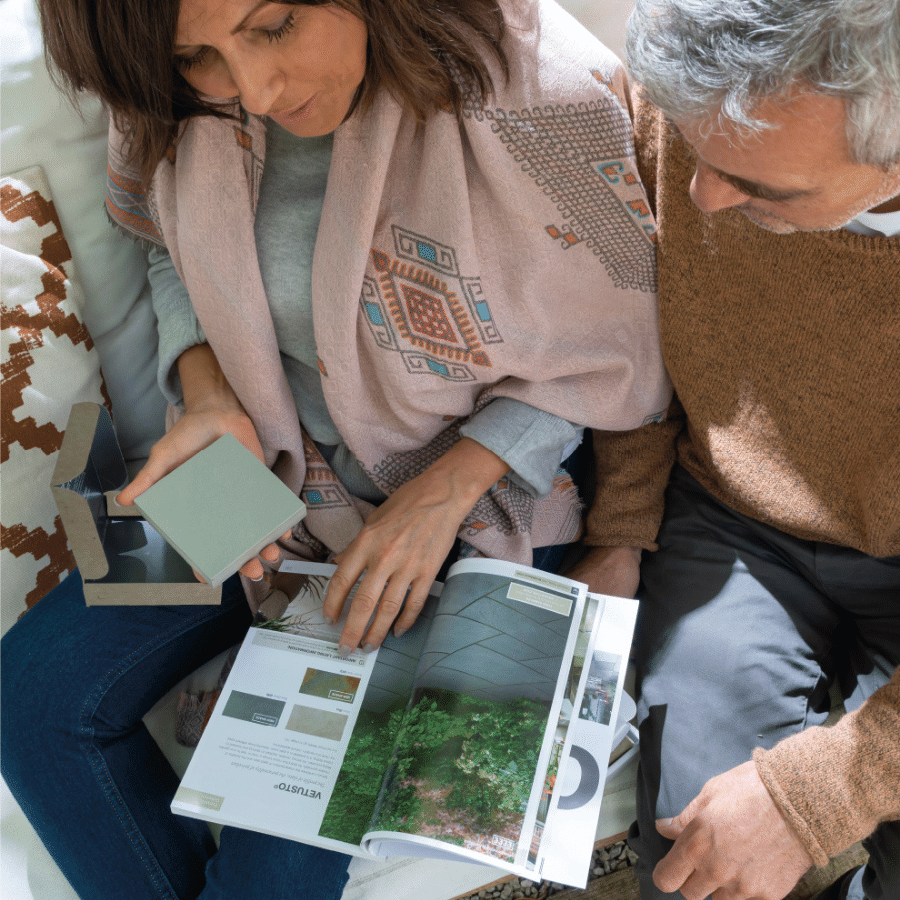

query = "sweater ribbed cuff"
[753, 672, 900, 867]
[753, 746, 830, 867]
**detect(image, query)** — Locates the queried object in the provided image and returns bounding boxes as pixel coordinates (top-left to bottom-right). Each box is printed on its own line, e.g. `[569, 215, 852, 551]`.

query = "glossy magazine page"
[361, 559, 587, 879]
[171, 558, 616, 888]
[172, 561, 438, 856]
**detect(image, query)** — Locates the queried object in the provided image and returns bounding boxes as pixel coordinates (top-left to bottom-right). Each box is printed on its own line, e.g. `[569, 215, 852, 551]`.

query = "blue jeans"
[1, 571, 352, 900]
[628, 467, 900, 900]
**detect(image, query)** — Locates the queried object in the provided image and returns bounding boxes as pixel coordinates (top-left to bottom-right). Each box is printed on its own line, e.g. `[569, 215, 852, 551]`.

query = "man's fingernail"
[363, 643, 377, 654]
[393, 628, 407, 639]
[338, 644, 353, 658]
[322, 614, 334, 625]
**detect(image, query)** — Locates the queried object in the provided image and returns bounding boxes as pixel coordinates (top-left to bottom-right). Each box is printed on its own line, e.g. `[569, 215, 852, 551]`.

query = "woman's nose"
[224, 54, 284, 116]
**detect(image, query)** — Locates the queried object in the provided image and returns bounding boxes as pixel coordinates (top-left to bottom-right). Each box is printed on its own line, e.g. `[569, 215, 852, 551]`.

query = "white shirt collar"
[844, 205, 900, 238]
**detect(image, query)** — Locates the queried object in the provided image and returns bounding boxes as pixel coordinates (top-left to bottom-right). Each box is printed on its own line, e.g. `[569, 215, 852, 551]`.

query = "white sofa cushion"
[1, 0, 166, 461]
[0, 166, 108, 632]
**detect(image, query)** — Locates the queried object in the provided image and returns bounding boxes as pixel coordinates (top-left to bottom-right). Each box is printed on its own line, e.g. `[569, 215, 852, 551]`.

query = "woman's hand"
[117, 344, 285, 581]
[322, 438, 510, 654]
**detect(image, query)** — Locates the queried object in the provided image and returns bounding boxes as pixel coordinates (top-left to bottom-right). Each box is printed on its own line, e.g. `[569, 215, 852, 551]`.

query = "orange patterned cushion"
[1, 166, 110, 633]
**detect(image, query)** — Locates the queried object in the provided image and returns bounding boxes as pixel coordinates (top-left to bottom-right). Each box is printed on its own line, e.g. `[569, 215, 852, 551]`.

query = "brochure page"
[361, 559, 586, 876]
[536, 593, 638, 886]
[171, 558, 620, 886]
[315, 584, 441, 847]
[522, 592, 603, 871]
[172, 562, 439, 855]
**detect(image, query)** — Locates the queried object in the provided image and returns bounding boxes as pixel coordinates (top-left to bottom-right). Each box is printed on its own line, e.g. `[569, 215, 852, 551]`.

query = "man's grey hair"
[625, 0, 900, 168]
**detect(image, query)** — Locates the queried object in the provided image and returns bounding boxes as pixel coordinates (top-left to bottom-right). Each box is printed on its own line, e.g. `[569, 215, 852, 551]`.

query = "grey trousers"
[628, 467, 900, 900]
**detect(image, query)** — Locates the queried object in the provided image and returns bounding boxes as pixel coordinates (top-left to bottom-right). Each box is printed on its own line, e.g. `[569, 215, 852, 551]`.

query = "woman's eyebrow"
[175, 0, 271, 48]
[230, 0, 272, 35]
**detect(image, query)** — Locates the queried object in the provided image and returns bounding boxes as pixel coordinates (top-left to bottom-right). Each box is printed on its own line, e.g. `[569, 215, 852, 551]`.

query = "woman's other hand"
[323, 438, 510, 654]
[116, 344, 285, 581]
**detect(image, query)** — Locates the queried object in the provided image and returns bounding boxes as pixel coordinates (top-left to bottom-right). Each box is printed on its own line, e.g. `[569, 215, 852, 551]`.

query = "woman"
[2, 1, 668, 897]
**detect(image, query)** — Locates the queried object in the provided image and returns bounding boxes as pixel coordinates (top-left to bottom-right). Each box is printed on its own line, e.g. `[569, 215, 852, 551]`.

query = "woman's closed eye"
[261, 11, 297, 43]
[176, 46, 213, 72]
[175, 11, 298, 72]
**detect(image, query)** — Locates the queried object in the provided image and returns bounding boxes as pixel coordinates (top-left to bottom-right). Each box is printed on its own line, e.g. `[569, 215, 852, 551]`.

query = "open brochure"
[171, 558, 636, 888]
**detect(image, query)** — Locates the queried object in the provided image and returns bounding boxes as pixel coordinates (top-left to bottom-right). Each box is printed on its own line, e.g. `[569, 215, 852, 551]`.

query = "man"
[571, 1, 900, 898]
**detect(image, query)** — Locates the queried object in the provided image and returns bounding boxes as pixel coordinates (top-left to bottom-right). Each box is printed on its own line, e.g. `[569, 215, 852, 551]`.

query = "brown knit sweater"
[587, 91, 900, 864]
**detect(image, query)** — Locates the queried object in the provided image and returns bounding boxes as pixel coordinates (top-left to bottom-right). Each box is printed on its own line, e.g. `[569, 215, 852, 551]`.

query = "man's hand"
[322, 438, 509, 654]
[653, 760, 813, 900]
[565, 545, 642, 597]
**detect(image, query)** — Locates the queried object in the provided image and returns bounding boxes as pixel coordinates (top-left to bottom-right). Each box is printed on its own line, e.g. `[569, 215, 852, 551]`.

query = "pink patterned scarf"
[107, 0, 670, 599]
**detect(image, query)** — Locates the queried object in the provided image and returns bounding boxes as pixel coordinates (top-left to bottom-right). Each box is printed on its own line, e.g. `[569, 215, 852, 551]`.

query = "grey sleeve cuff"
[147, 245, 207, 406]
[460, 396, 582, 498]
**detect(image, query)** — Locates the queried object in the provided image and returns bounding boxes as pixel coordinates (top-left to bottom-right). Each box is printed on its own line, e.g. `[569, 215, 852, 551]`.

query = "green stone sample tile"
[134, 434, 305, 586]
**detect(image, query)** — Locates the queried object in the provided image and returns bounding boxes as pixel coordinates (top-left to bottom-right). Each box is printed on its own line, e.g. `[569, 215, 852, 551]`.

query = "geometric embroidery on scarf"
[462, 476, 535, 538]
[360, 225, 503, 382]
[371, 421, 463, 493]
[300, 432, 353, 511]
[641, 409, 667, 426]
[590, 69, 615, 90]
[106, 166, 163, 244]
[546, 224, 580, 247]
[235, 110, 264, 215]
[371, 422, 534, 539]
[466, 93, 658, 292]
[544, 469, 584, 545]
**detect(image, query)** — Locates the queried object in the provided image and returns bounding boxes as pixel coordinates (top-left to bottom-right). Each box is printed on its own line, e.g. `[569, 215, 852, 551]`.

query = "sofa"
[0, 2, 639, 898]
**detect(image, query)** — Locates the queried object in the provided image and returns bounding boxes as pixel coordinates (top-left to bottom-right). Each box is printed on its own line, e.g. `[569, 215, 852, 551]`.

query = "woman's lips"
[271, 94, 317, 125]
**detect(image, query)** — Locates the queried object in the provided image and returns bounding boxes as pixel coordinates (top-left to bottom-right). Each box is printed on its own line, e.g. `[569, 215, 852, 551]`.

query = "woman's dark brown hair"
[39, 0, 509, 183]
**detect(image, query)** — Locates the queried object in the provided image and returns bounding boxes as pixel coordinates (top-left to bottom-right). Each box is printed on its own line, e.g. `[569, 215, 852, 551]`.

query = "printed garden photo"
[317, 562, 580, 858]
[320, 686, 550, 862]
